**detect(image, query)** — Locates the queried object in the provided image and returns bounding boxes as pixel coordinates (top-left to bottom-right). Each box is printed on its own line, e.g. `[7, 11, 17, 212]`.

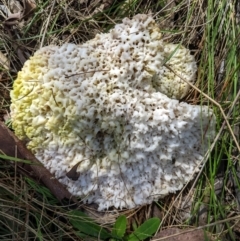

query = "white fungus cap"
[10, 14, 215, 210]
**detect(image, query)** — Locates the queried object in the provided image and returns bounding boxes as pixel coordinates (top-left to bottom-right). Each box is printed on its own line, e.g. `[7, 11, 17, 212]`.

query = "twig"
[65, 69, 109, 78]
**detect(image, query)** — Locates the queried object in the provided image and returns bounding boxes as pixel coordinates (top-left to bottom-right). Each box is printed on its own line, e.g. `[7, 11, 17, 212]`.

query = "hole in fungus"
[90, 99, 96, 104]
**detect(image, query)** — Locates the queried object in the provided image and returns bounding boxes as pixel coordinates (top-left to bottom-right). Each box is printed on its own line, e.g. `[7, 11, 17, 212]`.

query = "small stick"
[65, 69, 109, 78]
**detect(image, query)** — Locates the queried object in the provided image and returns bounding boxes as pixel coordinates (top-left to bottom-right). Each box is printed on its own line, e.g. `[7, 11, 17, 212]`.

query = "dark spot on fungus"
[66, 161, 82, 181]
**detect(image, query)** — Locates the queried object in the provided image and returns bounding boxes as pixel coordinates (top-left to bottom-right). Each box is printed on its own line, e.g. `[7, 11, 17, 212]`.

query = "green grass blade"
[69, 210, 111, 240]
[127, 217, 160, 241]
[111, 215, 127, 239]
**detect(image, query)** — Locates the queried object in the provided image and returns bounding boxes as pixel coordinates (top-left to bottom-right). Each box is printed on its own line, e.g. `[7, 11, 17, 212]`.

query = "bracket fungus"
[10, 14, 215, 210]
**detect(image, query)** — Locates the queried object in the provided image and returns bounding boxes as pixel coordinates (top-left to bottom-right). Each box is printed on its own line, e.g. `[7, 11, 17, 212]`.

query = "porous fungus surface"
[11, 14, 215, 210]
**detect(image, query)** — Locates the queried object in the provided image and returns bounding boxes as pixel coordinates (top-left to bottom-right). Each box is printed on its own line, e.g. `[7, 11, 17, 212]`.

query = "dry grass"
[0, 0, 240, 240]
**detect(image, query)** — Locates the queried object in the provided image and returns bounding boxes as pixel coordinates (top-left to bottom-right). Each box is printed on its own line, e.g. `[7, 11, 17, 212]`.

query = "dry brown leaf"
[16, 47, 28, 64]
[153, 228, 213, 241]
[0, 51, 9, 70]
[22, 0, 36, 19]
[0, 5, 11, 18]
[0, 51, 9, 82]
[3, 0, 36, 25]
[0, 121, 76, 203]
[4, 11, 21, 25]
[4, 1, 21, 25]
[9, 0, 23, 14]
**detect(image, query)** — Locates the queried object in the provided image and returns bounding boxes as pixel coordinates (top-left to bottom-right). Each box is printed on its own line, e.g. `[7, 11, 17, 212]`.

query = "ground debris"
[152, 227, 213, 241]
[0, 121, 75, 203]
[1, 0, 36, 25]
